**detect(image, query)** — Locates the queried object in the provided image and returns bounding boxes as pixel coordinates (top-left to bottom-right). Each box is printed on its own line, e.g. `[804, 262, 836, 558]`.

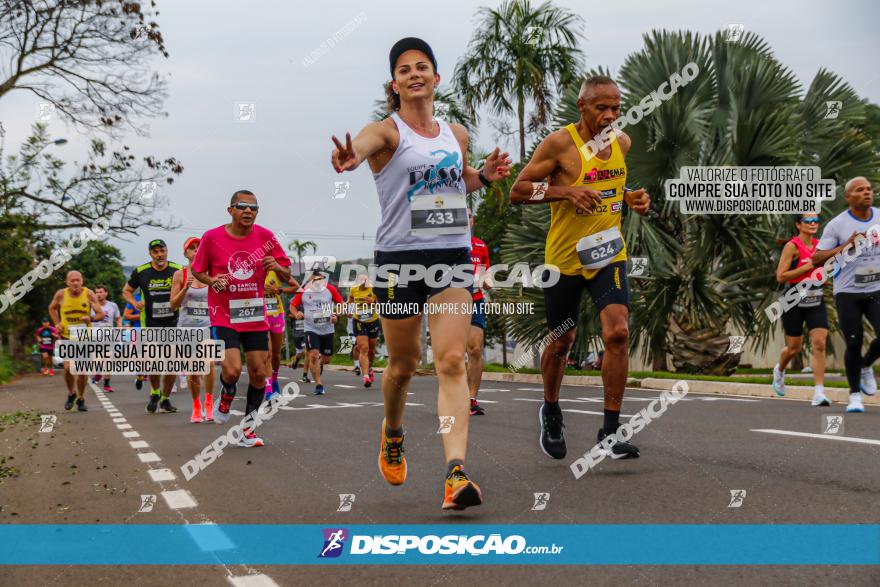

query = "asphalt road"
[1, 367, 878, 586]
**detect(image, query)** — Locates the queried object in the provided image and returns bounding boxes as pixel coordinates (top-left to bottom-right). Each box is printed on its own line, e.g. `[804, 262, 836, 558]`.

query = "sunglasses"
[232, 203, 259, 212]
[799, 218, 820, 224]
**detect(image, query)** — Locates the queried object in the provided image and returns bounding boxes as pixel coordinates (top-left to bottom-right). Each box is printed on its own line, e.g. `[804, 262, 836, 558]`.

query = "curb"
[475, 371, 880, 405]
[322, 365, 880, 405]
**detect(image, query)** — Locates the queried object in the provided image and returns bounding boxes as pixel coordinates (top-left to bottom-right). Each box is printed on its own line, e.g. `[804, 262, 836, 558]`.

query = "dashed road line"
[89, 382, 273, 585]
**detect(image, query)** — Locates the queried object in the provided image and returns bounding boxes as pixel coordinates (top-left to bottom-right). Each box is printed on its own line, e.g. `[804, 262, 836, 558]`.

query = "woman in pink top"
[772, 213, 830, 406]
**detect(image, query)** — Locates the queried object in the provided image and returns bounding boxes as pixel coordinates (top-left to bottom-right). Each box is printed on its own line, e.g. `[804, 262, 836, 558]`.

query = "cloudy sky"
[4, 0, 878, 267]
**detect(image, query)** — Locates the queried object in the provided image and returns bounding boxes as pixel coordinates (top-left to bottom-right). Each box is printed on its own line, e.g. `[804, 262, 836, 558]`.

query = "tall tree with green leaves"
[453, 0, 583, 161]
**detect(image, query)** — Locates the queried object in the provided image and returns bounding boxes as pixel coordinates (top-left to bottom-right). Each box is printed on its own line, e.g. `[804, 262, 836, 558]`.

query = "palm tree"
[498, 30, 880, 374]
[287, 239, 317, 277]
[453, 0, 584, 161]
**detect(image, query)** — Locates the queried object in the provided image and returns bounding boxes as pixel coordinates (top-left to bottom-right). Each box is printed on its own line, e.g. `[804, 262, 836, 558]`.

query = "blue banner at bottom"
[1, 525, 878, 565]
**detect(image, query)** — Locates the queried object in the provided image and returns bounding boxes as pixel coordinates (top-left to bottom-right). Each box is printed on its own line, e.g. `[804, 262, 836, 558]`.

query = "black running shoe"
[159, 398, 177, 413]
[64, 394, 76, 411]
[596, 428, 640, 460]
[302, 373, 310, 383]
[146, 393, 160, 414]
[76, 398, 87, 412]
[538, 403, 566, 459]
[135, 376, 144, 391]
[354, 364, 361, 376]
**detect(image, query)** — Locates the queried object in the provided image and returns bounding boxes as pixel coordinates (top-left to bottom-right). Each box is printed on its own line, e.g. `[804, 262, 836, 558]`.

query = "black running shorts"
[781, 304, 829, 337]
[543, 261, 629, 331]
[354, 320, 381, 339]
[211, 326, 269, 353]
[373, 248, 473, 319]
[305, 331, 334, 356]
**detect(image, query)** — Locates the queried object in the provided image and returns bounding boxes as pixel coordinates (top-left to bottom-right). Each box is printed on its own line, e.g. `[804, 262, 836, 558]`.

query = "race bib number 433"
[411, 194, 468, 236]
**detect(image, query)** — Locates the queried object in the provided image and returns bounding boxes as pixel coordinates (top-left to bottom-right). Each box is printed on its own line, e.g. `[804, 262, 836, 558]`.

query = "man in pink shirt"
[191, 190, 292, 447]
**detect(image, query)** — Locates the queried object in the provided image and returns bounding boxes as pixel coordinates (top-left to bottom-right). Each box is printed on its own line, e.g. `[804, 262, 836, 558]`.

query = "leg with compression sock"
[245, 384, 264, 418]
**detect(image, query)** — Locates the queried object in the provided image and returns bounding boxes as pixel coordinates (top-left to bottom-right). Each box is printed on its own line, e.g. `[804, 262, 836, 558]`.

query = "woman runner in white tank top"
[170, 237, 217, 423]
[330, 37, 511, 511]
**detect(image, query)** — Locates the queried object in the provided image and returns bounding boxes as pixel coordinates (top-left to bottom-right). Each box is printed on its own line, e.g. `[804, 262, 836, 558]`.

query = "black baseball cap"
[389, 37, 437, 76]
[148, 239, 167, 250]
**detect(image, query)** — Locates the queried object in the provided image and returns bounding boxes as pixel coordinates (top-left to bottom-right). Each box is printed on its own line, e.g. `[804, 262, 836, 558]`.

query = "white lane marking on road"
[130, 440, 150, 449]
[517, 387, 544, 391]
[475, 399, 498, 404]
[228, 574, 280, 587]
[87, 381, 275, 585]
[335, 384, 357, 388]
[160, 489, 198, 509]
[564, 409, 633, 418]
[751, 429, 880, 446]
[112, 418, 127, 423]
[149, 468, 176, 482]
[230, 409, 245, 416]
[137, 452, 161, 463]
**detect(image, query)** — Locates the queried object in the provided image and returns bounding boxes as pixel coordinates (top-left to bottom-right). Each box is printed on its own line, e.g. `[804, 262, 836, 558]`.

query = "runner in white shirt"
[812, 177, 880, 412]
[329, 37, 511, 510]
[290, 273, 344, 395]
[91, 285, 122, 393]
[170, 237, 217, 423]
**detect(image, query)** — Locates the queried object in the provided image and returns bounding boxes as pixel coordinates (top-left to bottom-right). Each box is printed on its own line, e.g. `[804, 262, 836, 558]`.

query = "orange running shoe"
[442, 465, 482, 511]
[378, 419, 406, 486]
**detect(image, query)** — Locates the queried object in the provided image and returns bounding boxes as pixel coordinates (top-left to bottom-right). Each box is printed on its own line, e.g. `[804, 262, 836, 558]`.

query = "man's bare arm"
[813, 231, 861, 266]
[510, 131, 602, 211]
[48, 290, 63, 327]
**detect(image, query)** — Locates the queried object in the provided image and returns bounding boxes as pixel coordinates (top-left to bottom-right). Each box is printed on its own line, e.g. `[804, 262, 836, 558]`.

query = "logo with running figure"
[228, 251, 256, 280]
[822, 415, 844, 435]
[728, 489, 746, 508]
[318, 528, 348, 558]
[406, 150, 463, 200]
[337, 494, 355, 512]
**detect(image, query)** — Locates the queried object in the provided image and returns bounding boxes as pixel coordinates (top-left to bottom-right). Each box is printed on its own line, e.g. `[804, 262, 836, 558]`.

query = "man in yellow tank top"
[511, 75, 650, 462]
[347, 274, 381, 387]
[48, 270, 105, 412]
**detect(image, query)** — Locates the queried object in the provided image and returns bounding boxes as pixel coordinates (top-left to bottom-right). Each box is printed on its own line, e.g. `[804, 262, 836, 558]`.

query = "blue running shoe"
[313, 384, 325, 396]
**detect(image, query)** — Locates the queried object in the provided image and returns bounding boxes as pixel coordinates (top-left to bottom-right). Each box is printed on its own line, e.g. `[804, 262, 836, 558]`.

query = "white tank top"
[373, 112, 471, 252]
[177, 268, 211, 328]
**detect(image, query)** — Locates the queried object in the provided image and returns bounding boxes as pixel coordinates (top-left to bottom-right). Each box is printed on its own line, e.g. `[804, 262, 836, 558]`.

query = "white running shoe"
[238, 428, 264, 447]
[811, 393, 831, 407]
[860, 367, 877, 396]
[772, 365, 786, 397]
[846, 393, 865, 413]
